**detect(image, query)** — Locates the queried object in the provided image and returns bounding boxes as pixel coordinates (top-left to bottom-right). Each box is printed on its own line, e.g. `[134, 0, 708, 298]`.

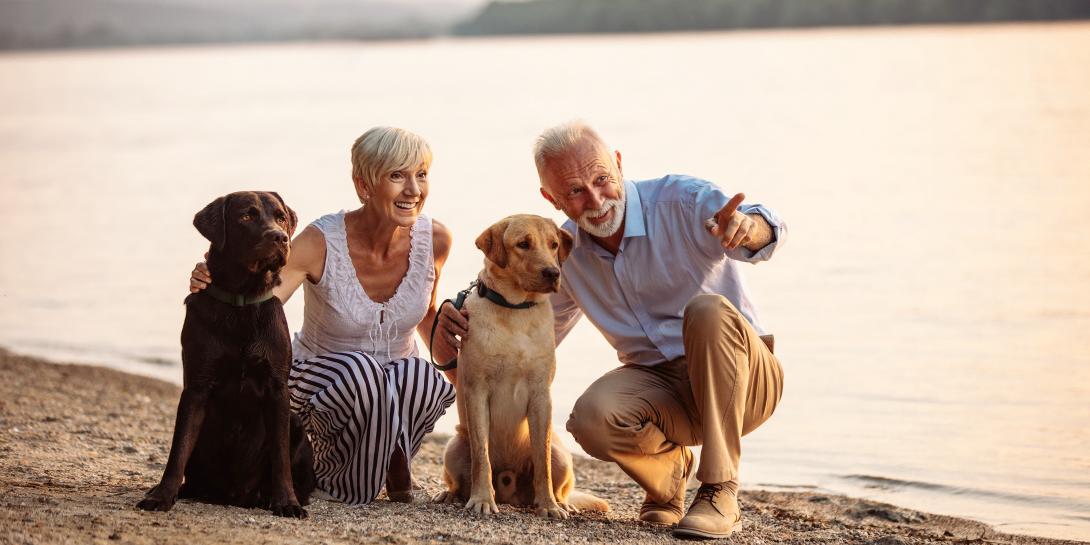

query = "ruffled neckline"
[308, 210, 434, 325]
[340, 211, 424, 309]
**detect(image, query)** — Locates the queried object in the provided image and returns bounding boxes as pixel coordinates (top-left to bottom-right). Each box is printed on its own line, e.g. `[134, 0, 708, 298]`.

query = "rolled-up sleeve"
[551, 284, 583, 346]
[692, 180, 788, 263]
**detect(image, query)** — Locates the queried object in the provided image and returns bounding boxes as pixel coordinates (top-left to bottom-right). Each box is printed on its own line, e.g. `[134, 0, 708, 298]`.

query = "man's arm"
[707, 192, 775, 252]
[551, 284, 583, 347]
[693, 182, 787, 263]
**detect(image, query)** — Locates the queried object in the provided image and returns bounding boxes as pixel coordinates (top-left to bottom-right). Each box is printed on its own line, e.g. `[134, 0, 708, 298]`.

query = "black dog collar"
[474, 280, 538, 311]
[204, 284, 276, 307]
[428, 279, 538, 372]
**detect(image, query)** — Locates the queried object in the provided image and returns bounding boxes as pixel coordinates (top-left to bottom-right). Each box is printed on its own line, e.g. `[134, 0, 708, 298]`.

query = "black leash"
[428, 282, 473, 372]
[428, 279, 538, 372]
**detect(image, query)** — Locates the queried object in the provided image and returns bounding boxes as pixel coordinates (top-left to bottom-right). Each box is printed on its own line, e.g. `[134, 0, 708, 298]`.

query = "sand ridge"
[0, 349, 1079, 545]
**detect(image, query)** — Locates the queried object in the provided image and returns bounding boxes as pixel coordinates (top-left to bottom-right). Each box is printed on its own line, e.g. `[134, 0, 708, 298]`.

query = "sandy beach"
[0, 348, 1080, 545]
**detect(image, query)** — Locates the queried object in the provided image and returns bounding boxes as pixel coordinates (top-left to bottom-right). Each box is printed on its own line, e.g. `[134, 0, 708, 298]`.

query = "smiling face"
[358, 164, 429, 228]
[538, 136, 626, 238]
[349, 126, 433, 228]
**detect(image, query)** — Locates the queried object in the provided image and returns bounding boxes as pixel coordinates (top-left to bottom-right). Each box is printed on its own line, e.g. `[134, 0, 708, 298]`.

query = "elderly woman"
[191, 127, 456, 505]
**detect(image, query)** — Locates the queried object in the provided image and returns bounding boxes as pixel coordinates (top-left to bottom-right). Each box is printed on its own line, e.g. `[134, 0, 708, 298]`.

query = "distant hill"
[0, 0, 484, 49]
[5, 0, 1089, 50]
[454, 0, 1090, 36]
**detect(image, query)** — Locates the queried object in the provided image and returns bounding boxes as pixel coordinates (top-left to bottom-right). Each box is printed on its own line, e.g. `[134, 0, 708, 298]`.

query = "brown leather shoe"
[673, 482, 742, 539]
[637, 447, 693, 525]
[385, 444, 413, 503]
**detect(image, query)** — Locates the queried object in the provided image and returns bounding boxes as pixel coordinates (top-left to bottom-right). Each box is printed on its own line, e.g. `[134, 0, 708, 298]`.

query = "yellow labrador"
[435, 215, 609, 518]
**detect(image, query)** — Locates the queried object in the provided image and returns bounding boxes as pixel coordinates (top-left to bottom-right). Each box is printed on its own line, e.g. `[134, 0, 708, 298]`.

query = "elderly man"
[440, 121, 786, 539]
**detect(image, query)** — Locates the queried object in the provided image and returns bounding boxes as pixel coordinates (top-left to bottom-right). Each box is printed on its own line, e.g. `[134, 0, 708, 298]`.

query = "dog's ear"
[557, 226, 574, 265]
[269, 191, 298, 238]
[194, 195, 230, 248]
[475, 219, 509, 268]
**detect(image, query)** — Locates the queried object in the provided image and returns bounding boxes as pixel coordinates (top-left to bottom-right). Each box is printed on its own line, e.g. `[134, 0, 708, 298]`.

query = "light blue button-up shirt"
[551, 175, 787, 366]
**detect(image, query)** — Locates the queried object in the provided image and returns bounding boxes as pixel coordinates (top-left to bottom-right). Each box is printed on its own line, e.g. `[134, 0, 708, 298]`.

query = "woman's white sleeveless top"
[291, 211, 434, 363]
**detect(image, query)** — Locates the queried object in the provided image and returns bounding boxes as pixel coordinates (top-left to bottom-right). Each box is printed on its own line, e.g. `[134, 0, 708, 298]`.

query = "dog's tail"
[568, 489, 610, 513]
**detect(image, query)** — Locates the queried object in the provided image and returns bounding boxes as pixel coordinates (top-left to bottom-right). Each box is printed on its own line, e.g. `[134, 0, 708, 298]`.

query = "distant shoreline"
[453, 0, 1090, 37]
[0, 18, 1087, 54]
[3, 0, 1090, 53]
[0, 32, 442, 53]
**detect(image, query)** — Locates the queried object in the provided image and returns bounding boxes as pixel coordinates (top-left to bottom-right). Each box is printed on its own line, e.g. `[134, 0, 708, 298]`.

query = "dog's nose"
[265, 230, 289, 244]
[542, 267, 560, 281]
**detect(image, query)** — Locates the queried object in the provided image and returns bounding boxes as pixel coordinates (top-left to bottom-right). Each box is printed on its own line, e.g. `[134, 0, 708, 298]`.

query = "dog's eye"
[517, 241, 530, 250]
[550, 241, 559, 249]
[241, 214, 252, 222]
[276, 215, 287, 224]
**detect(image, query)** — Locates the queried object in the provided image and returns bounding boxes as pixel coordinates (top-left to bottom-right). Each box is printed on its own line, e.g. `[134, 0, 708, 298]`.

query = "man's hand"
[189, 254, 211, 293]
[437, 302, 469, 350]
[706, 193, 758, 250]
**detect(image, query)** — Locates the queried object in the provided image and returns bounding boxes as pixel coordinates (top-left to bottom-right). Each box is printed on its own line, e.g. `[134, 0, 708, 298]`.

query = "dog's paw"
[136, 496, 175, 512]
[465, 495, 499, 515]
[535, 502, 570, 520]
[432, 490, 461, 504]
[136, 486, 177, 512]
[271, 502, 308, 519]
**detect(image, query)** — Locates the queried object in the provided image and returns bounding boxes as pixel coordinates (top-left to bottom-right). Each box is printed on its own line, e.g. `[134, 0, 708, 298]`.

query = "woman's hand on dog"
[438, 302, 470, 350]
[189, 253, 211, 293]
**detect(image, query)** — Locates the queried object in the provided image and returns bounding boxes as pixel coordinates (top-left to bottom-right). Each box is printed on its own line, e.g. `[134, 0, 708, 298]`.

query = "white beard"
[577, 196, 626, 238]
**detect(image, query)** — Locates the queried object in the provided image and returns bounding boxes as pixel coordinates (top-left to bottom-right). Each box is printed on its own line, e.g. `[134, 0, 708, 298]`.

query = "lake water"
[1, 23, 1087, 541]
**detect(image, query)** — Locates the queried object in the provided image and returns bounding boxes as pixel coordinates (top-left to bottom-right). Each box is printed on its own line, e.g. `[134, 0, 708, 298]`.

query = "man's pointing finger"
[719, 192, 745, 222]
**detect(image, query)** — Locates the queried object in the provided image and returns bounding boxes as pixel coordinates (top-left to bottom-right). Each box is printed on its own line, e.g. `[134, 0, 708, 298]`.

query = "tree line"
[454, 0, 1090, 35]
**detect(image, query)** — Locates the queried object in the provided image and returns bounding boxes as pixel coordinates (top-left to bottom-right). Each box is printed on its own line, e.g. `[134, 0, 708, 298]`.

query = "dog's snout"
[542, 267, 560, 281]
[265, 230, 289, 244]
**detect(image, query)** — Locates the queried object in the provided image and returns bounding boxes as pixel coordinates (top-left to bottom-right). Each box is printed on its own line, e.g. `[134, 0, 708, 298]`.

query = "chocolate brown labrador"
[137, 191, 315, 518]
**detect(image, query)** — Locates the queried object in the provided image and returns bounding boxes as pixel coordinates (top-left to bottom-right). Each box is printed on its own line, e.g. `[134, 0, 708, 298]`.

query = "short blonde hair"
[351, 127, 433, 192]
[532, 120, 608, 183]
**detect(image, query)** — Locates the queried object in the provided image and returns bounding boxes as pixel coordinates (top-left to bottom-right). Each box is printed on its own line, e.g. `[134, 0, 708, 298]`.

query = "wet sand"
[0, 348, 1080, 545]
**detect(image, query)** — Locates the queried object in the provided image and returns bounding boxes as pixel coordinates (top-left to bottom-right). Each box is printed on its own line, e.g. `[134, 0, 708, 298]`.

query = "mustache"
[580, 198, 623, 220]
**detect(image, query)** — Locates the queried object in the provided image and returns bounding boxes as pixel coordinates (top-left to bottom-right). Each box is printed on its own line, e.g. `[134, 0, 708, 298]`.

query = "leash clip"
[428, 281, 476, 372]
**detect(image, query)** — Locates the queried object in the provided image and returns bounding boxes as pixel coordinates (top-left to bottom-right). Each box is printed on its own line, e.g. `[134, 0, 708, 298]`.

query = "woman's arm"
[274, 226, 325, 303]
[417, 219, 457, 385]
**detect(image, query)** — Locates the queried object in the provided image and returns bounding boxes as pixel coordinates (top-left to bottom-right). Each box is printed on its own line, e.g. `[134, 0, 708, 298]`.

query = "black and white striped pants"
[288, 351, 456, 505]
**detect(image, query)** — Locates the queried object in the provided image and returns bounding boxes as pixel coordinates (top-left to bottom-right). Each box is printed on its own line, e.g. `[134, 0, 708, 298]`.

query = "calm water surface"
[1, 23, 1088, 541]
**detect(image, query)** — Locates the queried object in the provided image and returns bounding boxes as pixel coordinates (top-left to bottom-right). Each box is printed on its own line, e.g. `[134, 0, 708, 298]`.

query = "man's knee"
[683, 294, 743, 335]
[565, 393, 614, 460]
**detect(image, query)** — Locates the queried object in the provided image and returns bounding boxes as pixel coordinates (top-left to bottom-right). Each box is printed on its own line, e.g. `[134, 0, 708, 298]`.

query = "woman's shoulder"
[309, 210, 347, 237]
[427, 217, 452, 262]
[293, 223, 326, 251]
[290, 224, 328, 283]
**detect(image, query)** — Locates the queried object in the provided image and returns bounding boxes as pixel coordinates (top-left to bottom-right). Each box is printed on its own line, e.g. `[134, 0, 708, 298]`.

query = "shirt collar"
[572, 180, 646, 252]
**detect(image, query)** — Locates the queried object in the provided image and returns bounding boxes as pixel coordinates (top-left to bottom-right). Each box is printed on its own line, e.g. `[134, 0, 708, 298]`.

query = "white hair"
[532, 120, 609, 184]
[351, 126, 432, 192]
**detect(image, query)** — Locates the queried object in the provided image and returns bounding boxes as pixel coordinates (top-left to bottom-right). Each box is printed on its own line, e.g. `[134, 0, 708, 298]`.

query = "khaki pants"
[566, 294, 784, 504]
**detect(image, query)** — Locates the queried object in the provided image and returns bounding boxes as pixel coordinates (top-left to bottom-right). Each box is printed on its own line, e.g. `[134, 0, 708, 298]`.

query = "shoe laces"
[694, 483, 725, 505]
